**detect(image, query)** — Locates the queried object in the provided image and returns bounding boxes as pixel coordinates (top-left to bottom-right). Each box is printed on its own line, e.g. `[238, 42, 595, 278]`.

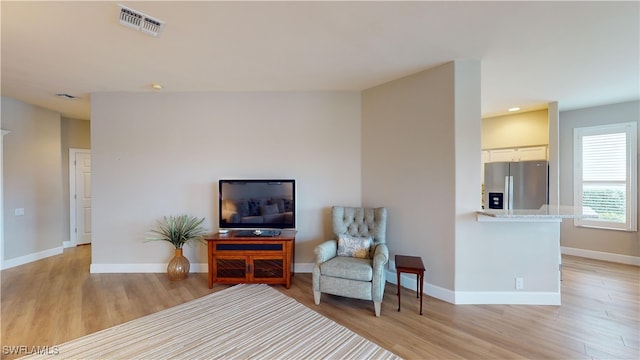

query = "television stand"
[206, 230, 296, 289]
[235, 229, 281, 237]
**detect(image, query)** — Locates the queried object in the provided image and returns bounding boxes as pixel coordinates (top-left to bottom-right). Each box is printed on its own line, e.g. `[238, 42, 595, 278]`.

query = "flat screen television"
[219, 179, 295, 230]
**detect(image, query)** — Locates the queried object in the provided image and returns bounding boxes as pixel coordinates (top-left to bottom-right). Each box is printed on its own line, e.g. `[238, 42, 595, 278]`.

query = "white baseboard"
[385, 270, 456, 304]
[2, 246, 64, 270]
[561, 246, 640, 266]
[426, 282, 456, 304]
[87, 262, 561, 305]
[386, 271, 559, 305]
[295, 262, 314, 273]
[90, 262, 209, 273]
[453, 291, 561, 305]
[91, 262, 314, 274]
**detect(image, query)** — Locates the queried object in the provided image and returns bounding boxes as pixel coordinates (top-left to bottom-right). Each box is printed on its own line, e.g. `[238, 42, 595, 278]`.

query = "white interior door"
[74, 151, 92, 245]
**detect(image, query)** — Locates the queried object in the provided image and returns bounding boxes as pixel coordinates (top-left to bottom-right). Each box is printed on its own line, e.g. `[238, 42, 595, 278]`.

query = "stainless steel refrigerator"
[484, 160, 549, 209]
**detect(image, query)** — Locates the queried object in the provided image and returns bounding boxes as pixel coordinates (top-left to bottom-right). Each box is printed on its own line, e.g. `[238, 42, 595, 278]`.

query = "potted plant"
[147, 214, 207, 281]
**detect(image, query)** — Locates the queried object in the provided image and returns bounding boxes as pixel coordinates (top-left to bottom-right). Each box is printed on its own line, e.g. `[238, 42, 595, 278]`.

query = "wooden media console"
[206, 230, 296, 289]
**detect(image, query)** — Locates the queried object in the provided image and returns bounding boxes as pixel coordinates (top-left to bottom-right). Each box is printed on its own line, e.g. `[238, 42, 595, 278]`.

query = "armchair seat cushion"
[319, 256, 373, 282]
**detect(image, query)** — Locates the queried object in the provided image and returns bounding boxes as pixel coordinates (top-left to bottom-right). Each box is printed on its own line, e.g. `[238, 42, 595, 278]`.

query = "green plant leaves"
[147, 214, 207, 249]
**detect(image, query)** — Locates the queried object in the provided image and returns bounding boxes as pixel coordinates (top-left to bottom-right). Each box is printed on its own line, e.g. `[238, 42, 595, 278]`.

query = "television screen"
[219, 179, 295, 230]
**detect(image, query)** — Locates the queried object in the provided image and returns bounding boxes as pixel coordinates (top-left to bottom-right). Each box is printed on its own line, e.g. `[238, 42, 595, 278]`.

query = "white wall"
[559, 100, 640, 259]
[90, 91, 361, 269]
[1, 97, 64, 265]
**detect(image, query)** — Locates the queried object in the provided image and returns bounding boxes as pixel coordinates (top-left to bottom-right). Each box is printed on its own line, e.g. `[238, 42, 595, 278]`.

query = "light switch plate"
[15, 208, 25, 216]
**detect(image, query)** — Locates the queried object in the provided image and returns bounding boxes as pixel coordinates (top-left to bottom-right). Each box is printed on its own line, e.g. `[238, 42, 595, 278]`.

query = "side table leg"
[416, 274, 420, 298]
[397, 270, 401, 312]
[419, 272, 424, 315]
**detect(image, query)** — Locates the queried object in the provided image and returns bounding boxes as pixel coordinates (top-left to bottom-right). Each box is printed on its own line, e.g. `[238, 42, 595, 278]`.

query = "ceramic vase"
[167, 248, 190, 281]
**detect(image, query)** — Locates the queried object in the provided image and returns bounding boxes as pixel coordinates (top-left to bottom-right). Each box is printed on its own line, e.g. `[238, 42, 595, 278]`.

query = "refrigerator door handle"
[507, 176, 514, 210]
[504, 176, 510, 209]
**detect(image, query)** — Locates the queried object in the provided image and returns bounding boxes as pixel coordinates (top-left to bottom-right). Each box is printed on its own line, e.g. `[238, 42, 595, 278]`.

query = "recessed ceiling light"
[508, 107, 520, 112]
[151, 83, 163, 90]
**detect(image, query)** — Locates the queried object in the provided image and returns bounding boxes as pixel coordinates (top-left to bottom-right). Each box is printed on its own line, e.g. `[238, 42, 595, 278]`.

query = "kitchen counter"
[477, 205, 597, 222]
[467, 205, 597, 305]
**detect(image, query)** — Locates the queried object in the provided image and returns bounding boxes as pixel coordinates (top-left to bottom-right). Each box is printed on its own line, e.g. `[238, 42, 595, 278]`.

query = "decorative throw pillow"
[337, 234, 372, 259]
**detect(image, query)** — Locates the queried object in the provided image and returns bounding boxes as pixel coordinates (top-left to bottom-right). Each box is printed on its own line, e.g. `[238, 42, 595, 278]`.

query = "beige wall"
[3, 82, 635, 299]
[482, 109, 549, 149]
[559, 100, 640, 258]
[2, 97, 64, 261]
[363, 62, 562, 300]
[90, 91, 361, 267]
[362, 62, 459, 290]
[1, 103, 4, 264]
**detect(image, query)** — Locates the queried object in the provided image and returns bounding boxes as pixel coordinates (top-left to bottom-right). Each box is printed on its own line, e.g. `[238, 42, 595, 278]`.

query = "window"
[574, 122, 637, 231]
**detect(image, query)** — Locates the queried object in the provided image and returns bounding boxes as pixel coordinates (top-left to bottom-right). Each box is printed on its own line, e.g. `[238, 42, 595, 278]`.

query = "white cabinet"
[516, 146, 548, 161]
[488, 148, 517, 162]
[481, 150, 490, 185]
[481, 150, 491, 163]
[485, 146, 547, 163]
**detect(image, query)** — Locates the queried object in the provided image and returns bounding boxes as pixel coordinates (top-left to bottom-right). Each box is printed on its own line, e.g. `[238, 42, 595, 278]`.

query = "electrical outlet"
[515, 277, 524, 290]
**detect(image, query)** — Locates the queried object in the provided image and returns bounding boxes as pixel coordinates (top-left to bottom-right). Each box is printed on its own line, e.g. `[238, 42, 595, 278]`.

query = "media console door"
[206, 230, 295, 289]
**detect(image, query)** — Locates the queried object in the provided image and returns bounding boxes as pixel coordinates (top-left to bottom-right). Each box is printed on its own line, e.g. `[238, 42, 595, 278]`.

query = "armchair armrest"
[314, 240, 337, 263]
[371, 243, 389, 305]
[372, 244, 389, 271]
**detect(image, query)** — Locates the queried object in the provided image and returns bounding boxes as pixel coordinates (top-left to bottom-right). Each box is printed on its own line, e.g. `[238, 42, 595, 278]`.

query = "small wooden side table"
[395, 255, 426, 315]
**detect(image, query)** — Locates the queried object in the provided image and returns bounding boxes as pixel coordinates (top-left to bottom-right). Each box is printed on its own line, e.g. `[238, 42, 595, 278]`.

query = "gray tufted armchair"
[313, 206, 389, 316]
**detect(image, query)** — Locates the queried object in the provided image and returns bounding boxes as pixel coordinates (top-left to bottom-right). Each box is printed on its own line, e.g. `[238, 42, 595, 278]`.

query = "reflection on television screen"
[219, 179, 295, 230]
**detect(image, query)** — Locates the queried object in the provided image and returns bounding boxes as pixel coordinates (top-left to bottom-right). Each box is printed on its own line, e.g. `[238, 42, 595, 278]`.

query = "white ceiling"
[1, 1, 638, 121]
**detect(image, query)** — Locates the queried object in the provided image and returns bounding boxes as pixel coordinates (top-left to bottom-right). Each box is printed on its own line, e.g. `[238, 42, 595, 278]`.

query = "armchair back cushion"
[333, 206, 386, 258]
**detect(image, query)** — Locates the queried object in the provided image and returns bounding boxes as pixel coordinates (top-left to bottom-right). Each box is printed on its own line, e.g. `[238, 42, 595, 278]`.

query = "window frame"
[573, 122, 637, 231]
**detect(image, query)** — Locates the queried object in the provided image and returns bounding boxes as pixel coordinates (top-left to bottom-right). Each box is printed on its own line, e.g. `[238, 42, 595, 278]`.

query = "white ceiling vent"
[118, 4, 165, 37]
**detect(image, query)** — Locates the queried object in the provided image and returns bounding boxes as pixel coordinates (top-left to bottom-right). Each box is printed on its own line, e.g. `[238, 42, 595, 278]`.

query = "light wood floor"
[1, 246, 638, 359]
